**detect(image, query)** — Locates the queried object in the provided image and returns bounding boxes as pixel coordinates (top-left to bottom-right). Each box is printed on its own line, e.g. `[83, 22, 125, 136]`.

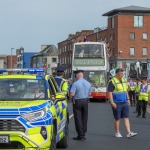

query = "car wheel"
[50, 125, 56, 150]
[57, 123, 68, 148]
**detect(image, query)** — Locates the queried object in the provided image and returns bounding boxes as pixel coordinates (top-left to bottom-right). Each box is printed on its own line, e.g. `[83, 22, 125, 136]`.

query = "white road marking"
[147, 107, 150, 113]
[69, 114, 74, 119]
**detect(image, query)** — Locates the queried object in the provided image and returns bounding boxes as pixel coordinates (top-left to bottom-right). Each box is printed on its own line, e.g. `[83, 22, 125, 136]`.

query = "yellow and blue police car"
[0, 68, 69, 150]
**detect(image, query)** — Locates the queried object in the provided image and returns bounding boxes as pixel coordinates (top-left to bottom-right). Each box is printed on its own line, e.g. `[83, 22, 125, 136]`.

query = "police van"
[0, 68, 69, 150]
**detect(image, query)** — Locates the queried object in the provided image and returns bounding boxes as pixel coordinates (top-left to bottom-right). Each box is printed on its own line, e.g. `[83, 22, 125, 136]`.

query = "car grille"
[0, 120, 25, 132]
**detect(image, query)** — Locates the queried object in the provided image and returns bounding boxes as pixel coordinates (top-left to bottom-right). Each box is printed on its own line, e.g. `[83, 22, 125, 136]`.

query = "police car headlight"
[22, 108, 46, 122]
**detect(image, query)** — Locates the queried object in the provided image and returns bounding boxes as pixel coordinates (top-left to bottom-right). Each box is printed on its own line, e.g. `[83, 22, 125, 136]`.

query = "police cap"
[115, 68, 123, 74]
[56, 66, 66, 72]
[74, 70, 84, 75]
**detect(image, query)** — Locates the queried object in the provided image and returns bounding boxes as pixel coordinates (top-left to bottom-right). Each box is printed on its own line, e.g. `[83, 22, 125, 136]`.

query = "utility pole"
[11, 48, 14, 68]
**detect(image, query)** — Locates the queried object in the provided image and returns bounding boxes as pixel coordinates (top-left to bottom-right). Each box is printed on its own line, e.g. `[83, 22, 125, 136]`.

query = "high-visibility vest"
[138, 84, 150, 101]
[128, 80, 135, 91]
[135, 82, 141, 92]
[110, 77, 128, 102]
[55, 77, 68, 94]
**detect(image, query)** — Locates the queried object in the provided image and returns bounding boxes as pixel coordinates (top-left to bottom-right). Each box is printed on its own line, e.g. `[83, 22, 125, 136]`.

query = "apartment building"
[31, 45, 58, 74]
[87, 5, 150, 78]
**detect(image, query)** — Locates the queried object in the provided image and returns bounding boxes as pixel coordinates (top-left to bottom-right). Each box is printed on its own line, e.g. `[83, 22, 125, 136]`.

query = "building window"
[52, 58, 57, 63]
[142, 48, 147, 55]
[130, 48, 135, 56]
[65, 46, 66, 52]
[134, 16, 143, 27]
[111, 17, 114, 29]
[130, 32, 135, 40]
[59, 48, 61, 54]
[143, 33, 148, 40]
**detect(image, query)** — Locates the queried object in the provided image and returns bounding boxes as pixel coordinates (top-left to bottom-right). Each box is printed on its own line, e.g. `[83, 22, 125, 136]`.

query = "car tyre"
[50, 125, 56, 150]
[57, 123, 68, 148]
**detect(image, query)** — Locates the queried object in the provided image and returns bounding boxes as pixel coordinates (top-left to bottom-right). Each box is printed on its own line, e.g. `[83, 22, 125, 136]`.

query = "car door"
[48, 77, 65, 134]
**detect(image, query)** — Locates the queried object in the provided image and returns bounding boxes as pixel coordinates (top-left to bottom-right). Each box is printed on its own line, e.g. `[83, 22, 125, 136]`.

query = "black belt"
[75, 98, 89, 101]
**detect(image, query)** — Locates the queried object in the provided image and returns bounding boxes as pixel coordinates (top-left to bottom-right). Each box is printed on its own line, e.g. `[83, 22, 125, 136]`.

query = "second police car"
[0, 68, 69, 150]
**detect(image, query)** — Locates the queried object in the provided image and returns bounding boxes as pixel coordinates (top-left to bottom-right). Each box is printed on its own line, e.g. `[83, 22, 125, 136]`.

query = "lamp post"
[11, 48, 14, 68]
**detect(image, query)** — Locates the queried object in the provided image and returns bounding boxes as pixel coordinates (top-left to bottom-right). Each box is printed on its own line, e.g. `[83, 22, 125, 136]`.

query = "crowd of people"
[53, 66, 150, 141]
[127, 77, 150, 118]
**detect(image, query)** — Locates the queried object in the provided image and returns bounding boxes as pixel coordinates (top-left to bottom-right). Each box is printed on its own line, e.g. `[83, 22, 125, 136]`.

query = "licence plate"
[0, 136, 9, 143]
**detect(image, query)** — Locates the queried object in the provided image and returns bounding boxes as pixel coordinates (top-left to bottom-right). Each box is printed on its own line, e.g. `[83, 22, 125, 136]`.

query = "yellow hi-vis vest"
[135, 83, 141, 93]
[138, 84, 150, 101]
[128, 81, 135, 91]
[61, 78, 68, 94]
[111, 77, 128, 102]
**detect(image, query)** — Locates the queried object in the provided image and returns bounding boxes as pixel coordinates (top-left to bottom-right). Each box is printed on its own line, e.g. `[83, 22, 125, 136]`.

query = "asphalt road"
[58, 101, 150, 150]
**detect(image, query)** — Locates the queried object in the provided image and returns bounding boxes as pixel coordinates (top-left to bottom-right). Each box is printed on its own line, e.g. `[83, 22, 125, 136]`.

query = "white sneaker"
[115, 133, 122, 138]
[127, 132, 137, 138]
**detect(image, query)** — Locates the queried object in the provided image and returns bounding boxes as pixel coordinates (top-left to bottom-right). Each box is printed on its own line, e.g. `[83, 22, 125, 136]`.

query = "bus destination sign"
[73, 58, 105, 66]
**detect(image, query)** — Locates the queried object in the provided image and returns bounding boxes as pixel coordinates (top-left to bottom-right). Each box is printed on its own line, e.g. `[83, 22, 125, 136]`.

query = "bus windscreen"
[74, 44, 104, 58]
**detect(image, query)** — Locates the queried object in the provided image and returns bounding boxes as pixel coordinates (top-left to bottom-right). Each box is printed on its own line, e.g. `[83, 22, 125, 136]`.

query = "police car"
[0, 68, 69, 150]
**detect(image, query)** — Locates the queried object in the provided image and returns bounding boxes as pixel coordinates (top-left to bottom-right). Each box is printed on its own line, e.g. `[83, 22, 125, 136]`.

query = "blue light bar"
[0, 68, 45, 73]
[28, 68, 45, 73]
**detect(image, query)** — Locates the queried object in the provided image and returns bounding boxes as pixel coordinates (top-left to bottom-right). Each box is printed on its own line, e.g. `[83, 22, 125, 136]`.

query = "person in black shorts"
[107, 68, 137, 138]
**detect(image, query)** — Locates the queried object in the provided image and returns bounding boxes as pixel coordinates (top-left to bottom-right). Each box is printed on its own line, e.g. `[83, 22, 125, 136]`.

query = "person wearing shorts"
[107, 68, 137, 138]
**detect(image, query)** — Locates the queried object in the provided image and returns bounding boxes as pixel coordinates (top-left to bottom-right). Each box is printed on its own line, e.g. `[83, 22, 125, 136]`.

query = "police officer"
[133, 78, 141, 113]
[137, 77, 150, 118]
[128, 78, 136, 106]
[70, 70, 91, 140]
[107, 68, 137, 138]
[54, 66, 68, 94]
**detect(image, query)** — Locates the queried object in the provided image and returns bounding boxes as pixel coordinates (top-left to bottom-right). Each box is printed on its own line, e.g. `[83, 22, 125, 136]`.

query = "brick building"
[7, 55, 17, 68]
[58, 30, 93, 77]
[87, 5, 150, 78]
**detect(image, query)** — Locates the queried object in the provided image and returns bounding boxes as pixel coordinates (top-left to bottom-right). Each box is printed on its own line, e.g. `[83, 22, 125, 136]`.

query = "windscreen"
[83, 71, 106, 87]
[74, 44, 104, 58]
[0, 79, 46, 100]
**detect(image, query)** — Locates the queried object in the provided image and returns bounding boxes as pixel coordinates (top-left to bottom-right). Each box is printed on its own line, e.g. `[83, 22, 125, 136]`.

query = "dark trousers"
[129, 90, 135, 106]
[73, 99, 88, 137]
[135, 94, 138, 112]
[137, 100, 148, 117]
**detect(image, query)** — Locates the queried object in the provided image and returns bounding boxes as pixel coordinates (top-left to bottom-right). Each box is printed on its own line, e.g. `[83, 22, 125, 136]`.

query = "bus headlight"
[22, 108, 46, 122]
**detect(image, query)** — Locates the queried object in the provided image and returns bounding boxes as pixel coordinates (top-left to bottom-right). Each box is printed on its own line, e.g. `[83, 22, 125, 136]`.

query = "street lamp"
[11, 48, 14, 68]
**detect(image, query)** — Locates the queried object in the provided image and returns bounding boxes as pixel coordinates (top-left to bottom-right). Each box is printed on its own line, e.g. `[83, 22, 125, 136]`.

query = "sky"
[0, 0, 150, 55]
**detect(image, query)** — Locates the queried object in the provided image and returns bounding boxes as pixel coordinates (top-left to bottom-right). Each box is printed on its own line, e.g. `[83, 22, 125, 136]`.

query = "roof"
[32, 45, 58, 57]
[102, 5, 150, 16]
